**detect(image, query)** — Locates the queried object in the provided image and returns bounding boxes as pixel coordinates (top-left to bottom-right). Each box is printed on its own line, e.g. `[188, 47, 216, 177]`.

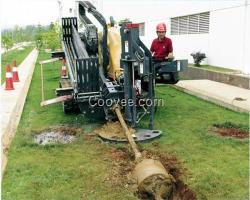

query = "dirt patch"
[46, 125, 83, 135]
[213, 127, 249, 139]
[106, 146, 196, 200]
[94, 121, 136, 141]
[34, 132, 75, 145]
[212, 122, 249, 139]
[94, 122, 161, 142]
[33, 126, 82, 145]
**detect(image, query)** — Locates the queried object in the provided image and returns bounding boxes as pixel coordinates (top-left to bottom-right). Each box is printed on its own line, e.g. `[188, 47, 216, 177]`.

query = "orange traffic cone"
[12, 60, 20, 82]
[60, 59, 67, 77]
[5, 64, 14, 90]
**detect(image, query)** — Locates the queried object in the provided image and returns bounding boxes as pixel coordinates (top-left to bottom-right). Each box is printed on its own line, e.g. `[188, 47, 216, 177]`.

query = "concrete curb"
[1, 48, 39, 175]
[180, 66, 250, 89]
[172, 80, 249, 114]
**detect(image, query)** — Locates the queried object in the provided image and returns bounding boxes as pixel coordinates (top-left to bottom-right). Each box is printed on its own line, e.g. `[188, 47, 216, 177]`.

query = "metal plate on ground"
[97, 129, 162, 142]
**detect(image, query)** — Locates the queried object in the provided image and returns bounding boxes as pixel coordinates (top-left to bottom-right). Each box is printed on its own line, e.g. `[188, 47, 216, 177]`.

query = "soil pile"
[94, 121, 136, 141]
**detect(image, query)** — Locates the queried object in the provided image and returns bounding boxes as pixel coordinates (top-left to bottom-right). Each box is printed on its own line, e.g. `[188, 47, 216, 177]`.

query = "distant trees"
[2, 25, 40, 44]
[1, 22, 62, 51]
[12, 26, 23, 42]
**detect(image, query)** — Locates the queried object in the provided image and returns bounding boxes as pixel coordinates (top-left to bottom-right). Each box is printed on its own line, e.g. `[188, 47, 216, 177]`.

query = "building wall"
[243, 1, 250, 73]
[64, 0, 249, 73]
[100, 0, 249, 73]
[146, 1, 248, 73]
[208, 5, 246, 71]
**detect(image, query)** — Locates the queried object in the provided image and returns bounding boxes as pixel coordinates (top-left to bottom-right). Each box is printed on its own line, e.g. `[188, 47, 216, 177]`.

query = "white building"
[63, 0, 250, 74]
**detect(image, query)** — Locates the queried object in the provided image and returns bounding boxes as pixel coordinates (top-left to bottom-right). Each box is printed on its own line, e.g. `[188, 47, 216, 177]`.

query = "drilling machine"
[52, 1, 187, 131]
[46, 1, 188, 198]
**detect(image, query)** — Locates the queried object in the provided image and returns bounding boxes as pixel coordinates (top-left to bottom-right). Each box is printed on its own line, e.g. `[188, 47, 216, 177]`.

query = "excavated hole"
[34, 132, 75, 145]
[33, 126, 81, 145]
[104, 146, 197, 200]
[91, 122, 197, 199]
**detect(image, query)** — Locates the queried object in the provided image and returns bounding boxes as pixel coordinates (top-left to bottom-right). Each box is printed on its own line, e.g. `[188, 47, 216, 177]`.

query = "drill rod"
[114, 106, 142, 160]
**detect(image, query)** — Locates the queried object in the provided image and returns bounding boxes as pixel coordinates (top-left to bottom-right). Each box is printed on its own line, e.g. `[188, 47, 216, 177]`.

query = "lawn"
[2, 50, 249, 200]
[1, 45, 35, 84]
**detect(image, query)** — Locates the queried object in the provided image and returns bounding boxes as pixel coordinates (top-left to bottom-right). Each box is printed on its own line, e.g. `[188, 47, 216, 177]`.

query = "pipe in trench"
[113, 105, 174, 200]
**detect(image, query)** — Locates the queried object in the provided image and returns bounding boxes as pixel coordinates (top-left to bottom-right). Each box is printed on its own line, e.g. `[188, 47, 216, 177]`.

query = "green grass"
[2, 50, 249, 200]
[2, 50, 137, 200]
[145, 86, 249, 200]
[189, 64, 237, 73]
[1, 45, 35, 84]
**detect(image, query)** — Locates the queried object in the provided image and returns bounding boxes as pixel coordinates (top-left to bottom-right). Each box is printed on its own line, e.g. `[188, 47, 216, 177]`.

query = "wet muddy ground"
[33, 126, 82, 145]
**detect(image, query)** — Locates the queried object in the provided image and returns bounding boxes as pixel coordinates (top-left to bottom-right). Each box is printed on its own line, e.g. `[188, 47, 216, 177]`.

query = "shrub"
[190, 51, 206, 67]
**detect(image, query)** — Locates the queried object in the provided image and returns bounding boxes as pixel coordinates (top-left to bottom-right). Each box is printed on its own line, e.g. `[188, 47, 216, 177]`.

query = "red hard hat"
[156, 23, 167, 32]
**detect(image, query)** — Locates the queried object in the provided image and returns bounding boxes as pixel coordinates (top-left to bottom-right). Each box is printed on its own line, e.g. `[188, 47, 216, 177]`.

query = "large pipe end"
[133, 159, 174, 199]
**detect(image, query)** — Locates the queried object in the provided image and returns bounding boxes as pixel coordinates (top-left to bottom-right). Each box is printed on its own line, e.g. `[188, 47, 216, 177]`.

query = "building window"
[139, 22, 145, 36]
[171, 12, 210, 35]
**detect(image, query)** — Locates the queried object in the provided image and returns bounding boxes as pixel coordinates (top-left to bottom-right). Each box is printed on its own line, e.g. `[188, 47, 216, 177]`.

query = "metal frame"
[57, 1, 188, 129]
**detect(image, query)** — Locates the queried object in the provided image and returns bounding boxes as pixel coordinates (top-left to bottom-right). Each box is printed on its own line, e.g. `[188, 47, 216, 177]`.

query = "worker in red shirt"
[150, 23, 174, 62]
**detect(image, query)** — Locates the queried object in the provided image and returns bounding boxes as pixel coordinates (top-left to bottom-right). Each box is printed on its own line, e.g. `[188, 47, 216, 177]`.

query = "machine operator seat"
[152, 58, 179, 84]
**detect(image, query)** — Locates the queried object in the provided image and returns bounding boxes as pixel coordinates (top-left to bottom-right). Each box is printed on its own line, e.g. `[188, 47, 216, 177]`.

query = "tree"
[2, 35, 14, 51]
[35, 33, 43, 50]
[42, 22, 61, 51]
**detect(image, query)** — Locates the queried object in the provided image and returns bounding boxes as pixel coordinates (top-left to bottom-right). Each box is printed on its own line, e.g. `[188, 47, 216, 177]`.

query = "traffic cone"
[5, 64, 14, 90]
[12, 60, 20, 82]
[60, 59, 67, 77]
